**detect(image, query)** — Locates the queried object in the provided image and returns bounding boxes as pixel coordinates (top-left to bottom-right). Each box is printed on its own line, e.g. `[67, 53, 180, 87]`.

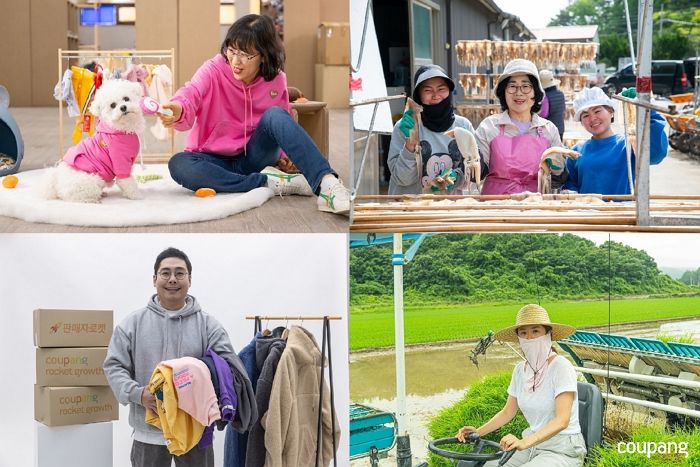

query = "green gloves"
[620, 87, 637, 98]
[545, 153, 566, 176]
[430, 168, 458, 192]
[398, 108, 415, 138]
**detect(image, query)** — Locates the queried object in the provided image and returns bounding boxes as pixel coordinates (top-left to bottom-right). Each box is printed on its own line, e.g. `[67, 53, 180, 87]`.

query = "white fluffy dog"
[44, 79, 145, 203]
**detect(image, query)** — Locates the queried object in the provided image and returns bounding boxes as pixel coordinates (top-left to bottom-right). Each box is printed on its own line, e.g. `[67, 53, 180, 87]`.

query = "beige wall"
[320, 0, 349, 22]
[0, 0, 349, 106]
[178, 0, 220, 86]
[0, 0, 32, 106]
[31, 1, 69, 106]
[136, 0, 220, 88]
[0, 0, 71, 106]
[285, 0, 349, 99]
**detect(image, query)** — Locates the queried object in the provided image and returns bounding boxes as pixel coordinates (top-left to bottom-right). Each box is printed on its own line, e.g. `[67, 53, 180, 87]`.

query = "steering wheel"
[428, 433, 516, 467]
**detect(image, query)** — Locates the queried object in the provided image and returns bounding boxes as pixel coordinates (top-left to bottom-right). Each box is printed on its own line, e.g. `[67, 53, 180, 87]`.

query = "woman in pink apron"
[475, 59, 565, 195]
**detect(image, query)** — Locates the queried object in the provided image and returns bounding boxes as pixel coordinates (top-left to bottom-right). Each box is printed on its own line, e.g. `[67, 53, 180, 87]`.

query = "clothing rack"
[245, 315, 343, 321]
[247, 315, 340, 466]
[57, 49, 176, 163]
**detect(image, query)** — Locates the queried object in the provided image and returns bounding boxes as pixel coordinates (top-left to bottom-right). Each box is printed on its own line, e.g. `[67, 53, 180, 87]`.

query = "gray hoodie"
[388, 114, 475, 195]
[103, 294, 256, 445]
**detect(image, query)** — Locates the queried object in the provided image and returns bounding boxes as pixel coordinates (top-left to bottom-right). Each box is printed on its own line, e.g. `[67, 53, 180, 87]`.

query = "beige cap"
[494, 59, 544, 95]
[539, 69, 560, 89]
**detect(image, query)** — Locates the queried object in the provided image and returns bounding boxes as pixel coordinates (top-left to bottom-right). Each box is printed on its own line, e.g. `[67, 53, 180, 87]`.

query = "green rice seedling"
[427, 372, 529, 467]
[656, 333, 696, 344]
[590, 425, 700, 466]
[350, 297, 700, 351]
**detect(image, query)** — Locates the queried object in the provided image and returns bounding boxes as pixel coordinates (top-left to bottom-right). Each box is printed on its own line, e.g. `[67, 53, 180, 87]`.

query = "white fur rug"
[0, 165, 274, 226]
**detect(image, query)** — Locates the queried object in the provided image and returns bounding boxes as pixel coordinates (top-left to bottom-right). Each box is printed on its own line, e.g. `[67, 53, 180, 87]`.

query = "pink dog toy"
[139, 96, 173, 116]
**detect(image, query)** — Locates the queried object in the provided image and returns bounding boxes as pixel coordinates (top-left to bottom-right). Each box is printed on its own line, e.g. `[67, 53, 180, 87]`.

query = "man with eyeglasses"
[104, 247, 256, 467]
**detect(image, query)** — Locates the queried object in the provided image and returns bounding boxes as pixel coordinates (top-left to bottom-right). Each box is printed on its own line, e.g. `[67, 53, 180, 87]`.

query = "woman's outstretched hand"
[455, 426, 478, 442]
[159, 101, 183, 128]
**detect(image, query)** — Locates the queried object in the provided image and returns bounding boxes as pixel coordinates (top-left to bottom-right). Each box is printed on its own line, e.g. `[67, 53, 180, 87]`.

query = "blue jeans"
[168, 107, 335, 193]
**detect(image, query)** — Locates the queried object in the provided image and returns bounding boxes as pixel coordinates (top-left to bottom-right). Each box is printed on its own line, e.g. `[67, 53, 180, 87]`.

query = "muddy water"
[350, 319, 696, 402]
[349, 319, 697, 465]
[350, 342, 521, 401]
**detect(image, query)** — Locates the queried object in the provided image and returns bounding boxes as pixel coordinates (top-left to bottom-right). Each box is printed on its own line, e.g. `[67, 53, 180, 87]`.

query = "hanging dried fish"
[405, 97, 424, 182]
[444, 127, 481, 192]
[537, 147, 580, 194]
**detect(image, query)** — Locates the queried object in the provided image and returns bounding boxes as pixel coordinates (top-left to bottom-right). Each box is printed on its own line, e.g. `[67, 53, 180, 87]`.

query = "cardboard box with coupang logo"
[34, 385, 118, 426]
[36, 347, 109, 386]
[33, 309, 113, 348]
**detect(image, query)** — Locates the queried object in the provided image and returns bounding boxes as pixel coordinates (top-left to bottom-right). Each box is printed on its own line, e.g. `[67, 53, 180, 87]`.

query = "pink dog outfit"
[63, 119, 140, 182]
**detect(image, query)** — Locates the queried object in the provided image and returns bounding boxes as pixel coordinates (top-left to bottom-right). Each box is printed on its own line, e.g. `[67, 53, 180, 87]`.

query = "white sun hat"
[494, 59, 544, 95]
[539, 69, 560, 89]
[573, 87, 615, 122]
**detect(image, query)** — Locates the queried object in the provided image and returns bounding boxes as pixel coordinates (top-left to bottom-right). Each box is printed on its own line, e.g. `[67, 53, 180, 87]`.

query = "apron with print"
[482, 125, 551, 195]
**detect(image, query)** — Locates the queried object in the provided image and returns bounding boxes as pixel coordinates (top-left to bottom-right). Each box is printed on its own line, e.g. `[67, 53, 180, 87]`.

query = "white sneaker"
[262, 166, 313, 196]
[317, 178, 350, 215]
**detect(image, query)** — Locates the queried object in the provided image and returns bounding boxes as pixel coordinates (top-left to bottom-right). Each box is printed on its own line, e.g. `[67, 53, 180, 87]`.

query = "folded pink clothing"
[160, 356, 220, 427]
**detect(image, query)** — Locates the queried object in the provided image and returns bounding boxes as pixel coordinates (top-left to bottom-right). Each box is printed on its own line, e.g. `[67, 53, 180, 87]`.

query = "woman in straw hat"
[456, 304, 586, 466]
[475, 59, 566, 195]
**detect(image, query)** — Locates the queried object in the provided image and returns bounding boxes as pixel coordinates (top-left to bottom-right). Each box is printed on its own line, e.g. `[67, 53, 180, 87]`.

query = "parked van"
[683, 57, 699, 88]
[603, 60, 691, 96]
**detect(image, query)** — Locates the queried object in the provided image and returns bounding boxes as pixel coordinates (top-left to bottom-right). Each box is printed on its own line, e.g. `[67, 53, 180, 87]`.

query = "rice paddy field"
[349, 296, 700, 351]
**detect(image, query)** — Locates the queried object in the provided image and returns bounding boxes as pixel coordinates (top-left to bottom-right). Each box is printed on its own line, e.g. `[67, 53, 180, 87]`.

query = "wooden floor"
[0, 107, 350, 233]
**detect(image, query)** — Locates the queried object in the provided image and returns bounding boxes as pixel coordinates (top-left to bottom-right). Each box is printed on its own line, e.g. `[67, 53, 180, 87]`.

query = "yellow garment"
[70, 66, 97, 143]
[145, 365, 205, 456]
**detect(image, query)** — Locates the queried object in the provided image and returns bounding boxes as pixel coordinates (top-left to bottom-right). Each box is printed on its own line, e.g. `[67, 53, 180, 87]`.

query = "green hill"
[350, 234, 693, 307]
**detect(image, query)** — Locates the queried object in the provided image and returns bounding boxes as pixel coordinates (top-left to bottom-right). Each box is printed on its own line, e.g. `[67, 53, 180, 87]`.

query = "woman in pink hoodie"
[160, 14, 349, 215]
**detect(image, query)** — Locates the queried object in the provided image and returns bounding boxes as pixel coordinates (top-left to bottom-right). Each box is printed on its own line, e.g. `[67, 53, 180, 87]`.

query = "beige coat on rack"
[262, 325, 340, 467]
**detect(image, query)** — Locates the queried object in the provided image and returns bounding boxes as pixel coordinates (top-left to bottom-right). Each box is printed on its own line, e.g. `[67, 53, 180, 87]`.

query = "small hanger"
[262, 318, 271, 337]
[281, 317, 290, 340]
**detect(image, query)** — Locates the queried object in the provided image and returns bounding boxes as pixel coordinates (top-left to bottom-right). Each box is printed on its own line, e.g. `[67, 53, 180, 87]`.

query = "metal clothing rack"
[350, 94, 407, 199]
[57, 48, 176, 163]
[246, 314, 341, 467]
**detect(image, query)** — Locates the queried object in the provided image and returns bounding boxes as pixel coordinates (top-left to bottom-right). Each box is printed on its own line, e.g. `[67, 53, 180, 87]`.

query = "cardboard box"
[34, 386, 118, 426]
[291, 101, 329, 159]
[317, 22, 350, 65]
[36, 347, 109, 386]
[34, 309, 113, 348]
[314, 64, 349, 109]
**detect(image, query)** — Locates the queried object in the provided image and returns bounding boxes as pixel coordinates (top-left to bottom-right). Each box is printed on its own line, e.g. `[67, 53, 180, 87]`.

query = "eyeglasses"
[506, 83, 534, 94]
[226, 48, 259, 63]
[157, 269, 189, 280]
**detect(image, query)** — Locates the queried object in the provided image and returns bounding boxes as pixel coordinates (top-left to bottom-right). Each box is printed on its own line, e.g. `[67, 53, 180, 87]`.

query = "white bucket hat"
[494, 59, 544, 95]
[573, 87, 614, 121]
[539, 69, 560, 89]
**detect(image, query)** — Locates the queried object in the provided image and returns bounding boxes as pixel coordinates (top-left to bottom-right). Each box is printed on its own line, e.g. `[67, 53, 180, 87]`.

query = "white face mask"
[518, 333, 553, 392]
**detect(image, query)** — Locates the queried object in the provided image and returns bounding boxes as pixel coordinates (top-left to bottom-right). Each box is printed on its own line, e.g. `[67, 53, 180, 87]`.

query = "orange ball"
[2, 175, 18, 189]
[195, 187, 216, 197]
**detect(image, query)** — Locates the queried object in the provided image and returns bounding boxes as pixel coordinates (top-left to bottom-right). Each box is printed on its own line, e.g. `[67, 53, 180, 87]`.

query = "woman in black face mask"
[387, 65, 476, 195]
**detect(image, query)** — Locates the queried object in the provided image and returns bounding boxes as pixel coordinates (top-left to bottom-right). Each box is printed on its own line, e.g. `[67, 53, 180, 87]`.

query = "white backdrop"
[350, 0, 394, 133]
[0, 233, 349, 467]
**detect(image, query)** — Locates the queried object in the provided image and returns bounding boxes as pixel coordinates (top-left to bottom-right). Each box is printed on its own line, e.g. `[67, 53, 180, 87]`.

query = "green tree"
[549, 0, 698, 64]
[599, 33, 632, 68]
[653, 29, 691, 59]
